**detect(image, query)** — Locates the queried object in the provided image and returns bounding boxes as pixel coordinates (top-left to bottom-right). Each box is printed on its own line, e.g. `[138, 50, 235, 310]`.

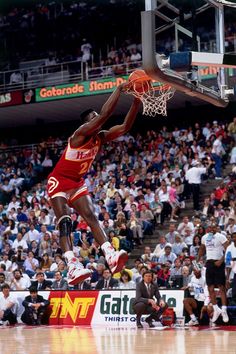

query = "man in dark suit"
[21, 287, 50, 325]
[51, 271, 68, 290]
[32, 272, 52, 290]
[133, 270, 167, 328]
[95, 268, 118, 289]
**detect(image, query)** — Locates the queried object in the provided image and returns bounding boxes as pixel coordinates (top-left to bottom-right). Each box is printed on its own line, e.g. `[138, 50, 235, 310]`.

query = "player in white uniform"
[198, 224, 229, 323]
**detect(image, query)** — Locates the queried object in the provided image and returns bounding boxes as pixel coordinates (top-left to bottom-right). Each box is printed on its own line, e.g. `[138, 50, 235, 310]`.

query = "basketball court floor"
[1, 325, 236, 354]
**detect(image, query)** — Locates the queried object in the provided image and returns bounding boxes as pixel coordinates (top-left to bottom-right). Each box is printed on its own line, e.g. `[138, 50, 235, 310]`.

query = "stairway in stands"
[127, 165, 232, 268]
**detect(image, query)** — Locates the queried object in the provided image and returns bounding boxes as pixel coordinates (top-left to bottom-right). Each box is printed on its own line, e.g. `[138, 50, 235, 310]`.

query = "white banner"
[91, 290, 184, 326]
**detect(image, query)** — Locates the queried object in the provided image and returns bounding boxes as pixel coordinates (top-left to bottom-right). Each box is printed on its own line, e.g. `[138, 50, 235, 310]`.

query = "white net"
[126, 81, 175, 117]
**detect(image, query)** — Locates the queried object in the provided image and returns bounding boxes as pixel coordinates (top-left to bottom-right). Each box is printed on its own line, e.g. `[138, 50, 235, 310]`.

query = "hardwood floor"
[0, 326, 236, 354]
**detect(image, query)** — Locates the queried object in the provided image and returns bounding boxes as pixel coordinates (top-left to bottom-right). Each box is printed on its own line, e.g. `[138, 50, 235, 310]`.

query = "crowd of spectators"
[0, 0, 235, 83]
[0, 116, 235, 303]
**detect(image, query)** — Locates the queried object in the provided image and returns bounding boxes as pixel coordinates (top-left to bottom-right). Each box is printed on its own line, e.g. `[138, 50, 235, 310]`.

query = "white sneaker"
[212, 307, 222, 323]
[209, 319, 216, 327]
[67, 257, 92, 286]
[222, 310, 229, 323]
[106, 250, 128, 274]
[186, 319, 199, 326]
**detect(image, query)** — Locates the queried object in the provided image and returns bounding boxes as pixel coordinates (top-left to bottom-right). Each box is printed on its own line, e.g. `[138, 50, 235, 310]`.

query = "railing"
[0, 60, 142, 94]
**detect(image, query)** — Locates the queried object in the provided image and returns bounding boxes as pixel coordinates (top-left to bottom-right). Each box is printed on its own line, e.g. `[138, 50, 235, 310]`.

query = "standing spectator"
[198, 224, 229, 323]
[185, 162, 207, 211]
[81, 38, 92, 63]
[21, 287, 50, 325]
[0, 284, 18, 325]
[211, 135, 225, 179]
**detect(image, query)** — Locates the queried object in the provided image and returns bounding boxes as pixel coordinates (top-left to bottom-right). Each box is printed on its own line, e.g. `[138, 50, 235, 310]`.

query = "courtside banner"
[91, 290, 184, 326]
[35, 66, 221, 103]
[35, 77, 128, 102]
[0, 91, 22, 107]
[11, 290, 184, 326]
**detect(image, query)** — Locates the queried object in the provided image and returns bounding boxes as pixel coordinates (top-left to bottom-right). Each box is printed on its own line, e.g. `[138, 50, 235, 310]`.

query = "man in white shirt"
[211, 135, 224, 179]
[12, 232, 28, 252]
[185, 162, 207, 211]
[10, 269, 30, 290]
[225, 232, 236, 298]
[6, 196, 20, 213]
[0, 284, 18, 325]
[0, 253, 12, 271]
[177, 216, 195, 237]
[183, 267, 210, 326]
[24, 223, 41, 245]
[198, 224, 229, 323]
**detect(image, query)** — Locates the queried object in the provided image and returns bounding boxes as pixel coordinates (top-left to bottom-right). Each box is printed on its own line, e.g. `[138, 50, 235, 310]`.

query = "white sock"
[101, 241, 115, 256]
[190, 314, 197, 321]
[222, 306, 227, 312]
[65, 251, 75, 261]
[213, 304, 219, 311]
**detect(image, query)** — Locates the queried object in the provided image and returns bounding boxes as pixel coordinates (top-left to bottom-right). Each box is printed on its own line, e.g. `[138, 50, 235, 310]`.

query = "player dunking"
[47, 82, 140, 285]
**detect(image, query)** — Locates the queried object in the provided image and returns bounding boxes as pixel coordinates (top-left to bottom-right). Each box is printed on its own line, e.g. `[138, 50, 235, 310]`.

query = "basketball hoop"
[125, 70, 175, 116]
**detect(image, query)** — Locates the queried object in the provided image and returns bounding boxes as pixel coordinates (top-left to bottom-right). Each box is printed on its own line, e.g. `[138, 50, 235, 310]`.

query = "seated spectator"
[141, 246, 155, 263]
[10, 269, 30, 290]
[51, 271, 68, 290]
[127, 211, 143, 246]
[170, 258, 183, 277]
[149, 194, 163, 225]
[31, 272, 52, 290]
[21, 287, 50, 325]
[140, 204, 154, 235]
[153, 235, 167, 259]
[0, 284, 18, 325]
[40, 253, 52, 272]
[9, 71, 23, 85]
[190, 235, 201, 258]
[158, 244, 177, 264]
[0, 273, 6, 290]
[95, 268, 119, 289]
[23, 251, 39, 278]
[12, 232, 28, 252]
[0, 253, 12, 271]
[118, 270, 136, 289]
[157, 262, 171, 287]
[172, 235, 187, 256]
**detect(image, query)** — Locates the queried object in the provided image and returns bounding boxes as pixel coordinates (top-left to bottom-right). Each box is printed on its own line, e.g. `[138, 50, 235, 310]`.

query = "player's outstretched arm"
[74, 82, 130, 138]
[100, 97, 140, 143]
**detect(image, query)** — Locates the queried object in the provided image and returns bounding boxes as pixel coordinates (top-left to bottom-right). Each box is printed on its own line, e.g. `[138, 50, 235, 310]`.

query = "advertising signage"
[0, 91, 22, 107]
[35, 67, 231, 103]
[35, 77, 128, 102]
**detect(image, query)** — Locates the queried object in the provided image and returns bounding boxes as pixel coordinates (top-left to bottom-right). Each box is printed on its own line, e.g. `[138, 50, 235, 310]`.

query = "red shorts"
[47, 173, 89, 205]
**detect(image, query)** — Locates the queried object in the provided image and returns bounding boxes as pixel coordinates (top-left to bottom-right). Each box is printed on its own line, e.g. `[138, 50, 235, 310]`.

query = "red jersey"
[52, 135, 101, 181]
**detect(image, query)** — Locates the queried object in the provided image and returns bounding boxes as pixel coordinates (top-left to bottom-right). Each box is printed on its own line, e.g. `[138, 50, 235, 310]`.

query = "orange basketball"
[128, 69, 151, 94]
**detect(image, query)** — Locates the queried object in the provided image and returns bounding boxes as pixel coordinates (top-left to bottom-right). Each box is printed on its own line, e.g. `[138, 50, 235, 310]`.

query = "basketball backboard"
[142, 0, 236, 108]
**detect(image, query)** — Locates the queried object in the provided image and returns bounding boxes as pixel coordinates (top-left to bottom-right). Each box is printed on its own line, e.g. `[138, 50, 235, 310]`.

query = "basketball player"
[47, 82, 140, 285]
[198, 224, 229, 323]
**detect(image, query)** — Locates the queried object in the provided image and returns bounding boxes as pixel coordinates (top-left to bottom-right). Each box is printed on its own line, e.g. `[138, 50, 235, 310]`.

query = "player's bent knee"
[58, 215, 72, 238]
